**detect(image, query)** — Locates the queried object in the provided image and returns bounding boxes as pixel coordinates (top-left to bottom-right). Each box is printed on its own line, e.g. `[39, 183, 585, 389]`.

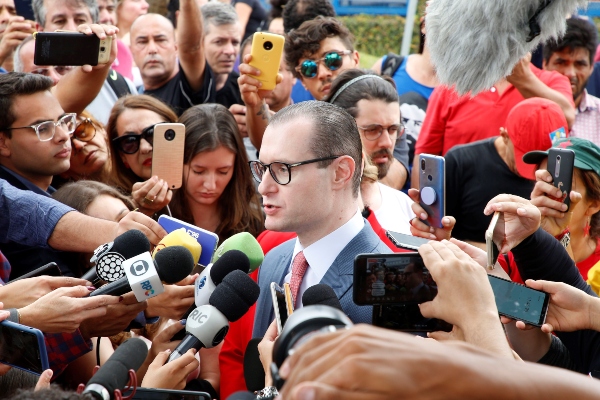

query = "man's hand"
[258, 320, 278, 386]
[142, 348, 199, 390]
[408, 188, 455, 240]
[75, 24, 119, 72]
[506, 53, 534, 87]
[229, 104, 248, 137]
[0, 276, 91, 309]
[19, 286, 119, 333]
[484, 194, 541, 253]
[0, 17, 35, 64]
[146, 274, 197, 320]
[115, 208, 168, 247]
[34, 369, 53, 391]
[79, 292, 147, 339]
[238, 54, 281, 108]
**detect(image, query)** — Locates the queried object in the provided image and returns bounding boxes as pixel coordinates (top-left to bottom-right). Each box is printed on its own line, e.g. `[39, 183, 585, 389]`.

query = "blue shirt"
[384, 55, 435, 100]
[291, 80, 314, 103]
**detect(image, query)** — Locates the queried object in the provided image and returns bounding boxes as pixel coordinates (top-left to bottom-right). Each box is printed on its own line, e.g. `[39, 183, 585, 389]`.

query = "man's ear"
[352, 50, 360, 67]
[35, 23, 43, 32]
[332, 155, 355, 190]
[0, 132, 11, 157]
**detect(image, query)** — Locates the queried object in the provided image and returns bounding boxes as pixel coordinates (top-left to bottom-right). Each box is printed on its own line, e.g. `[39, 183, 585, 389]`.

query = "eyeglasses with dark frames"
[3, 113, 76, 142]
[249, 156, 343, 185]
[356, 123, 405, 142]
[112, 124, 161, 154]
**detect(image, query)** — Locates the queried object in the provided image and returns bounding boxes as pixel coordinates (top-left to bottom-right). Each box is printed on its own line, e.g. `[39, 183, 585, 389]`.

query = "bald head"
[131, 13, 174, 39]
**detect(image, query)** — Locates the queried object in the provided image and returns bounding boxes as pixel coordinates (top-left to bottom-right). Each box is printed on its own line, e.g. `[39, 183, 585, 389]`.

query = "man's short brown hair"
[285, 16, 354, 79]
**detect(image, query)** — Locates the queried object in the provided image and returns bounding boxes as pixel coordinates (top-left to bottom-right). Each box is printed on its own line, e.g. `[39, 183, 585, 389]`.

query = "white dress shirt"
[284, 210, 364, 309]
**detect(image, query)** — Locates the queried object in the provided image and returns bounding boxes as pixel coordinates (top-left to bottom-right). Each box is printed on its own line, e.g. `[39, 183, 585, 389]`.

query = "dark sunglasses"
[112, 124, 157, 154]
[73, 118, 98, 142]
[295, 50, 352, 78]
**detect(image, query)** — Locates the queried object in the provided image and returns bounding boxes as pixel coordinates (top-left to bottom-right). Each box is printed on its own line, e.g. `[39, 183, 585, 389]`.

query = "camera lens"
[165, 129, 175, 141]
[421, 159, 426, 171]
[263, 41, 273, 51]
[100, 47, 106, 52]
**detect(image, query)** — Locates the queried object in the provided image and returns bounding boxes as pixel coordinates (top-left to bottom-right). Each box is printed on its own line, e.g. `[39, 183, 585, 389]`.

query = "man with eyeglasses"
[250, 101, 392, 339]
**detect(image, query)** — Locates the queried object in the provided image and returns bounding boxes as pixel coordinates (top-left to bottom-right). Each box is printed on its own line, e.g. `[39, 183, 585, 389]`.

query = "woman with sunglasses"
[170, 104, 264, 242]
[107, 95, 178, 215]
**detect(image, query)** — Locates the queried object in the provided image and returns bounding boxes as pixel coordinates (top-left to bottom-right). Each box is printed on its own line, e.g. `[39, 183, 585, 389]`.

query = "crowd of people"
[1, 0, 600, 398]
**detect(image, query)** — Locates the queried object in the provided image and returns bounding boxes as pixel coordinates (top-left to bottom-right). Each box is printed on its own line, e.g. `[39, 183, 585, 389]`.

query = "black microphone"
[302, 284, 343, 311]
[83, 230, 150, 286]
[83, 337, 148, 400]
[194, 249, 251, 307]
[89, 246, 194, 300]
[227, 392, 258, 400]
[168, 270, 260, 362]
[243, 338, 265, 392]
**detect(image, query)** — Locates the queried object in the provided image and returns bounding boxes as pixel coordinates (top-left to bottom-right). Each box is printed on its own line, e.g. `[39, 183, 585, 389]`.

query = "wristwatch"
[555, 228, 571, 249]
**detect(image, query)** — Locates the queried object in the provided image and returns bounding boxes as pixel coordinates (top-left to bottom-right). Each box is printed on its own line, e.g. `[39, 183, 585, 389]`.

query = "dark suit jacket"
[252, 221, 392, 338]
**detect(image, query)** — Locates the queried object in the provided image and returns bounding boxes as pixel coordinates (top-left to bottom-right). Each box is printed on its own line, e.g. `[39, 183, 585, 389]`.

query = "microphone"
[212, 232, 264, 273]
[243, 338, 265, 392]
[195, 250, 250, 307]
[302, 284, 343, 311]
[83, 230, 150, 285]
[168, 270, 260, 362]
[89, 246, 194, 301]
[83, 337, 148, 400]
[152, 228, 202, 266]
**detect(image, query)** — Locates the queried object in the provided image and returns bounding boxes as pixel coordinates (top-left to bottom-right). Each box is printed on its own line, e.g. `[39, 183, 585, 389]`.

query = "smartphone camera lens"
[100, 47, 106, 52]
[421, 159, 426, 171]
[165, 129, 176, 141]
[263, 41, 273, 51]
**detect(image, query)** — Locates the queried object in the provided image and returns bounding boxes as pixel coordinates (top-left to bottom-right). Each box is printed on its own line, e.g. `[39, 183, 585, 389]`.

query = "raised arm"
[177, 0, 205, 92]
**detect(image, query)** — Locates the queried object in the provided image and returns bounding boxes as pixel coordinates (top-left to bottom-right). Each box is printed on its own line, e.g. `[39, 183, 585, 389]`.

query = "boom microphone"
[89, 246, 194, 301]
[83, 337, 148, 400]
[152, 228, 202, 266]
[168, 270, 260, 362]
[83, 230, 150, 285]
[212, 232, 264, 272]
[195, 250, 250, 307]
[302, 284, 343, 311]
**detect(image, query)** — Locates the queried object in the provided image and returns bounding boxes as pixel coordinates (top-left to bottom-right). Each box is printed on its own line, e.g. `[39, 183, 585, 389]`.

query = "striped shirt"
[571, 90, 600, 146]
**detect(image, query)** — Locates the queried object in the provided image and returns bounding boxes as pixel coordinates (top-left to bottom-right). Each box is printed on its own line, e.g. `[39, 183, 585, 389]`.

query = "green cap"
[523, 137, 600, 177]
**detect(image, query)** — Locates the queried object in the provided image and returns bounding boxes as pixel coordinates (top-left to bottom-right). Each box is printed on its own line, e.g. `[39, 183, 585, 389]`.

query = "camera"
[164, 129, 176, 141]
[263, 41, 273, 51]
[421, 158, 426, 170]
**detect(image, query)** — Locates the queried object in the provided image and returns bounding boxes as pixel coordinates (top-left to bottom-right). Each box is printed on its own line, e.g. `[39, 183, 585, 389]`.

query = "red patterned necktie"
[289, 250, 309, 304]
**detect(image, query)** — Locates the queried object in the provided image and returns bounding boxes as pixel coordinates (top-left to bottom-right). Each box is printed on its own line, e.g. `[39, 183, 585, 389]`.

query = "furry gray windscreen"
[426, 0, 588, 96]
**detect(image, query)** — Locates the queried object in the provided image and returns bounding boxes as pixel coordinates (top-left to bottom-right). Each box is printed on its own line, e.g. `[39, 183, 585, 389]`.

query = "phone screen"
[0, 322, 47, 374]
[488, 275, 549, 326]
[270, 283, 289, 334]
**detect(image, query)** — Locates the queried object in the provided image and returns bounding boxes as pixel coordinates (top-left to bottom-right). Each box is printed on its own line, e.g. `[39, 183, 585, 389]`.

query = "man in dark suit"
[250, 101, 392, 338]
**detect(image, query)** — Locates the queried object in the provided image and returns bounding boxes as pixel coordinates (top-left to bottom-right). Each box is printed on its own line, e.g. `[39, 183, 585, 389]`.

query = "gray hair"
[270, 101, 363, 197]
[13, 35, 35, 73]
[201, 2, 238, 34]
[33, 0, 99, 27]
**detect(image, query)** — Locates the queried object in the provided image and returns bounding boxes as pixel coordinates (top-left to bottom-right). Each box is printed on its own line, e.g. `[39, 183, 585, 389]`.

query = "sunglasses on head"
[73, 118, 98, 142]
[296, 50, 352, 79]
[112, 124, 157, 154]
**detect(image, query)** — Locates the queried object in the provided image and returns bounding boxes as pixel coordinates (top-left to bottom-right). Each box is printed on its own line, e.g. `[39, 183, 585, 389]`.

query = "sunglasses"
[112, 124, 157, 154]
[73, 118, 98, 142]
[295, 50, 352, 78]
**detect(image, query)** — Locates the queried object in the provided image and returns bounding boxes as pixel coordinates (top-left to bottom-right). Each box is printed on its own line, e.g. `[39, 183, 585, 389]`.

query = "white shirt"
[284, 210, 364, 309]
[374, 182, 415, 235]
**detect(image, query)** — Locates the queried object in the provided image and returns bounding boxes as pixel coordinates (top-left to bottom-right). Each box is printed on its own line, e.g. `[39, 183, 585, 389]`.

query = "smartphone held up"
[34, 32, 112, 66]
[248, 32, 285, 91]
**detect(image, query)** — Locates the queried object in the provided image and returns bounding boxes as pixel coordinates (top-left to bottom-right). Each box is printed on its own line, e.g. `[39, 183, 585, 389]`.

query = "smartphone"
[485, 212, 505, 269]
[386, 231, 429, 250]
[249, 32, 285, 91]
[547, 148, 575, 210]
[0, 321, 49, 375]
[271, 282, 294, 335]
[9, 262, 61, 282]
[33, 32, 112, 66]
[488, 275, 549, 327]
[418, 154, 445, 228]
[157, 215, 219, 268]
[131, 387, 210, 400]
[152, 123, 185, 190]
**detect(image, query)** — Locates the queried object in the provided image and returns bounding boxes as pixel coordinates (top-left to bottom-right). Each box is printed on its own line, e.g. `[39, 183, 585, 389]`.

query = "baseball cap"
[506, 98, 569, 180]
[523, 137, 600, 178]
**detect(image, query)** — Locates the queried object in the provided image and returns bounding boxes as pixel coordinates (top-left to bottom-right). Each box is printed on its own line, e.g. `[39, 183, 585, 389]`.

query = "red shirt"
[415, 65, 573, 156]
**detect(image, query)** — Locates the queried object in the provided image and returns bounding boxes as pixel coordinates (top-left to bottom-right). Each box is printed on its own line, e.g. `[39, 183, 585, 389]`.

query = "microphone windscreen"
[244, 338, 265, 392]
[154, 246, 194, 284]
[85, 337, 148, 395]
[93, 230, 151, 282]
[152, 228, 202, 266]
[227, 392, 257, 400]
[302, 284, 342, 311]
[212, 232, 264, 272]
[209, 270, 260, 322]
[210, 250, 250, 285]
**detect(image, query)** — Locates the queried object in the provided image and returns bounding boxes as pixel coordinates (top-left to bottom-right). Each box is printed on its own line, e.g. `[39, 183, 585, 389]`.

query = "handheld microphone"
[212, 232, 264, 273]
[243, 338, 265, 392]
[168, 270, 260, 363]
[152, 228, 202, 266]
[89, 246, 194, 302]
[83, 337, 148, 400]
[302, 284, 343, 311]
[195, 250, 250, 308]
[83, 230, 150, 285]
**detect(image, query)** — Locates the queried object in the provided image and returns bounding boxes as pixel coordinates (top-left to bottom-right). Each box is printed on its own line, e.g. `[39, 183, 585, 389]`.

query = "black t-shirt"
[445, 137, 534, 242]
[144, 63, 216, 116]
[216, 71, 243, 109]
[232, 0, 267, 40]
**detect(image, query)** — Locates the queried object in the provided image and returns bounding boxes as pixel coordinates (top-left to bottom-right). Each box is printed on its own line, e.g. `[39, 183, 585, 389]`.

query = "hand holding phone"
[270, 282, 293, 334]
[152, 123, 185, 190]
[488, 275, 549, 327]
[0, 320, 49, 375]
[485, 212, 505, 269]
[418, 154, 446, 228]
[546, 148, 575, 210]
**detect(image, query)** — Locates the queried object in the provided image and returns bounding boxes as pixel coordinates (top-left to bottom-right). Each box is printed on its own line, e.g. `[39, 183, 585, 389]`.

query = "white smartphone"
[485, 211, 505, 269]
[270, 282, 294, 335]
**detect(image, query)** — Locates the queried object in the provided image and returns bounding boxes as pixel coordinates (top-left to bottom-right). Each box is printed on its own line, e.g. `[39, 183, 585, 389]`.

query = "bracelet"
[255, 386, 279, 400]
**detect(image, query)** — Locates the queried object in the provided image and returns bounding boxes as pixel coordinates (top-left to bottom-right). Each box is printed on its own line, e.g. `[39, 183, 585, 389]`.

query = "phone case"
[485, 212, 501, 268]
[487, 275, 549, 326]
[0, 321, 49, 375]
[418, 154, 446, 228]
[34, 32, 102, 66]
[248, 32, 285, 91]
[385, 231, 429, 250]
[9, 262, 61, 282]
[157, 215, 219, 267]
[97, 36, 112, 64]
[270, 282, 285, 334]
[152, 123, 185, 190]
[283, 282, 294, 316]
[547, 148, 575, 210]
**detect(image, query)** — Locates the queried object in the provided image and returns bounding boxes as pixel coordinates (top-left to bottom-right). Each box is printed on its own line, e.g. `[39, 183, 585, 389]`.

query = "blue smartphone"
[157, 215, 219, 267]
[418, 154, 446, 228]
[0, 321, 49, 375]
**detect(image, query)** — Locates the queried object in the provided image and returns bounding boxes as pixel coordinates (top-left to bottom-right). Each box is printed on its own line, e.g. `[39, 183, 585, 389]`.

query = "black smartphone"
[34, 32, 112, 66]
[386, 231, 429, 250]
[488, 275, 549, 327]
[547, 148, 575, 210]
[131, 388, 210, 400]
[8, 262, 61, 283]
[418, 154, 446, 228]
[0, 321, 49, 375]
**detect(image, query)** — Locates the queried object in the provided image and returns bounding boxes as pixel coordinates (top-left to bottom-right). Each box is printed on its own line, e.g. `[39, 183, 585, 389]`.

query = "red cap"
[506, 97, 569, 180]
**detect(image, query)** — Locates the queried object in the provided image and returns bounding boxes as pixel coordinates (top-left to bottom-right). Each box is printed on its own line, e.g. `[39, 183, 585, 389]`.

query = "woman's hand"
[132, 176, 173, 216]
[408, 188, 455, 240]
[484, 195, 541, 253]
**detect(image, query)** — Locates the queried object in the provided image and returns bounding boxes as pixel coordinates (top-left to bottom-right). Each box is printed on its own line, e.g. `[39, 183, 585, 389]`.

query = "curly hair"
[282, 0, 335, 33]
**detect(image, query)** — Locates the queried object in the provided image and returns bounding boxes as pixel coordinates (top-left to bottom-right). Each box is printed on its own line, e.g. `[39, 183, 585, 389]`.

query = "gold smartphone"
[151, 123, 186, 190]
[248, 32, 285, 91]
[485, 211, 505, 269]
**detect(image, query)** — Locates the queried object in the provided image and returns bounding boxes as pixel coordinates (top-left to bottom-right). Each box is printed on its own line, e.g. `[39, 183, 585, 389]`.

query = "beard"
[371, 148, 393, 180]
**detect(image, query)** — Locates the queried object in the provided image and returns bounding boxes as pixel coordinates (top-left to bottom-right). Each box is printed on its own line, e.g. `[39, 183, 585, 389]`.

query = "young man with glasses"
[250, 101, 392, 338]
